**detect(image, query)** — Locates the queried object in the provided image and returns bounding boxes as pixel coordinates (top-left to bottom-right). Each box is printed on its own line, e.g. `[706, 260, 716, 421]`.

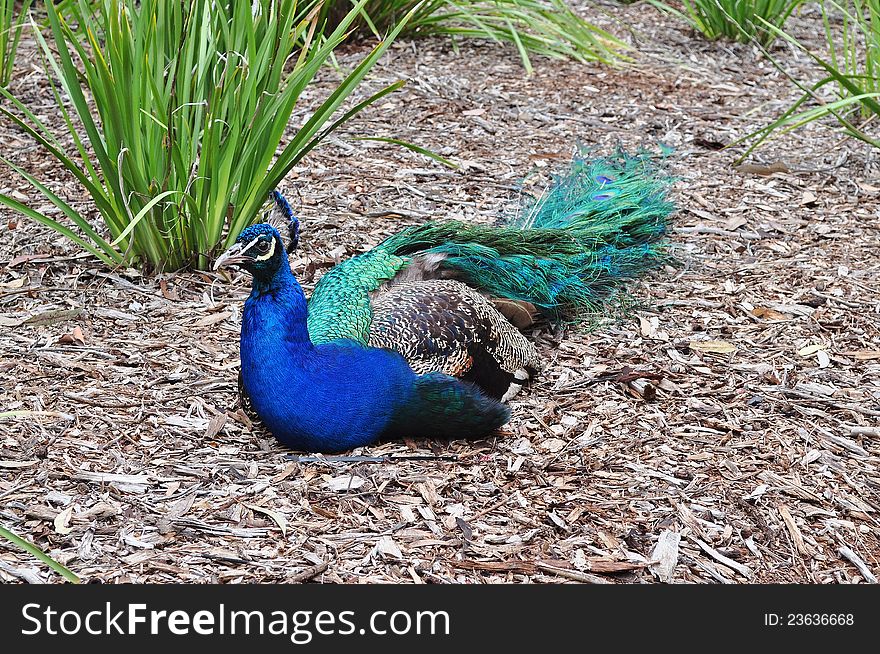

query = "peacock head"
[213, 223, 286, 281]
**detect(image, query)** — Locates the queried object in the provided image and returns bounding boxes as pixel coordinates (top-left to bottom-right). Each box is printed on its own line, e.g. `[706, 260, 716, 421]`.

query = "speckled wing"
[368, 279, 542, 400]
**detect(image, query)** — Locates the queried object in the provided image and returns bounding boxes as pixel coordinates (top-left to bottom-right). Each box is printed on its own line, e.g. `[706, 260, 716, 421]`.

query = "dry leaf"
[54, 506, 74, 535]
[0, 277, 26, 289]
[417, 480, 441, 507]
[59, 326, 86, 345]
[725, 215, 747, 231]
[772, 303, 814, 317]
[8, 253, 45, 267]
[164, 415, 207, 430]
[798, 343, 825, 356]
[799, 191, 817, 206]
[23, 308, 83, 327]
[455, 517, 473, 541]
[690, 340, 737, 354]
[841, 350, 880, 361]
[372, 536, 403, 560]
[640, 315, 658, 337]
[325, 475, 366, 492]
[734, 161, 789, 176]
[160, 279, 180, 301]
[539, 437, 567, 453]
[547, 511, 568, 530]
[194, 311, 233, 327]
[245, 503, 288, 537]
[752, 307, 790, 321]
[0, 460, 39, 468]
[204, 412, 227, 440]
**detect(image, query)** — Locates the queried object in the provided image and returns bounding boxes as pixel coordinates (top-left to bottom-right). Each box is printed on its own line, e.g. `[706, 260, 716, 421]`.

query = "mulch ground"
[1, 3, 878, 584]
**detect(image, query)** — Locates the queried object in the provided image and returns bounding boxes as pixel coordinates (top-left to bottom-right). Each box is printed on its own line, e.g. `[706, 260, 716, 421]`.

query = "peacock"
[214, 149, 675, 453]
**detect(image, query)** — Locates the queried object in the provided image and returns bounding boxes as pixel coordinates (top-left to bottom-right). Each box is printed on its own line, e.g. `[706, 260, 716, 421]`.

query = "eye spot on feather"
[591, 192, 614, 201]
[595, 175, 614, 185]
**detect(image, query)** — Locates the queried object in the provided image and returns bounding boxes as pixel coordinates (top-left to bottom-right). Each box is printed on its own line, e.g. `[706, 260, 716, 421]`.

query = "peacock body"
[216, 149, 675, 452]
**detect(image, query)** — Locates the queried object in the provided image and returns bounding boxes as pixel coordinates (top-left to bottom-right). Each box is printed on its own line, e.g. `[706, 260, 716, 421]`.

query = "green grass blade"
[5, 0, 413, 270]
[354, 136, 460, 168]
[0, 525, 81, 584]
[0, 156, 120, 259]
[0, 193, 119, 265]
[295, 81, 408, 165]
[109, 189, 181, 246]
[737, 13, 880, 157]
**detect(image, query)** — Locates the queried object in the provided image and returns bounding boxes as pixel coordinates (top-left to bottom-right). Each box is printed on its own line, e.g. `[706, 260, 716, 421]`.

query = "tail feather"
[383, 148, 674, 319]
[510, 148, 672, 235]
[385, 373, 511, 439]
[434, 242, 666, 318]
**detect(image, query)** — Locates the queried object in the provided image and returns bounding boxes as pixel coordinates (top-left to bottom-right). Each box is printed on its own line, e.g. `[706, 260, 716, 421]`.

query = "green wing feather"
[306, 249, 407, 344]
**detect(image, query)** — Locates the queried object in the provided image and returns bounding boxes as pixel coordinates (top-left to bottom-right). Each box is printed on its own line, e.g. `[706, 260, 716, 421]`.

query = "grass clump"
[649, 0, 804, 46]
[0, 0, 413, 271]
[738, 0, 880, 158]
[320, 0, 627, 74]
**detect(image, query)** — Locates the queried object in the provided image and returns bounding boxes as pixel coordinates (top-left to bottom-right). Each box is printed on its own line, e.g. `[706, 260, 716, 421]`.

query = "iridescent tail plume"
[379, 148, 675, 320]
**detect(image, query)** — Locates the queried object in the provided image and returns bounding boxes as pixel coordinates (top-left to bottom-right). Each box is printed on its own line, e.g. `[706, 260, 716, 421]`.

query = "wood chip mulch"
[1, 4, 878, 584]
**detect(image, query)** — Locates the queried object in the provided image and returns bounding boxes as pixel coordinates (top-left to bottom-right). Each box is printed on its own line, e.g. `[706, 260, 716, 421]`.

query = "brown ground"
[1, 4, 878, 584]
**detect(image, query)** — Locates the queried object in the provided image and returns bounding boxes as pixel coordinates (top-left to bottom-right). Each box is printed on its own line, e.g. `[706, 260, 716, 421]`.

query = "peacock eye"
[255, 239, 271, 254]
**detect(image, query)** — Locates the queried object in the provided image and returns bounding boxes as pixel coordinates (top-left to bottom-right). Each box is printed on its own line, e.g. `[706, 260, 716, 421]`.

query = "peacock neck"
[245, 261, 313, 347]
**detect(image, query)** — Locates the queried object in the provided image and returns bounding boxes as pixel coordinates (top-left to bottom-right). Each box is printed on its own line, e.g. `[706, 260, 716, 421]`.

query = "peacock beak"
[213, 242, 248, 271]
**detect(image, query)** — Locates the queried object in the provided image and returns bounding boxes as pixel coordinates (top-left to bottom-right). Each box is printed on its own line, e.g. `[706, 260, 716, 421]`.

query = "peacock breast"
[239, 335, 417, 452]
